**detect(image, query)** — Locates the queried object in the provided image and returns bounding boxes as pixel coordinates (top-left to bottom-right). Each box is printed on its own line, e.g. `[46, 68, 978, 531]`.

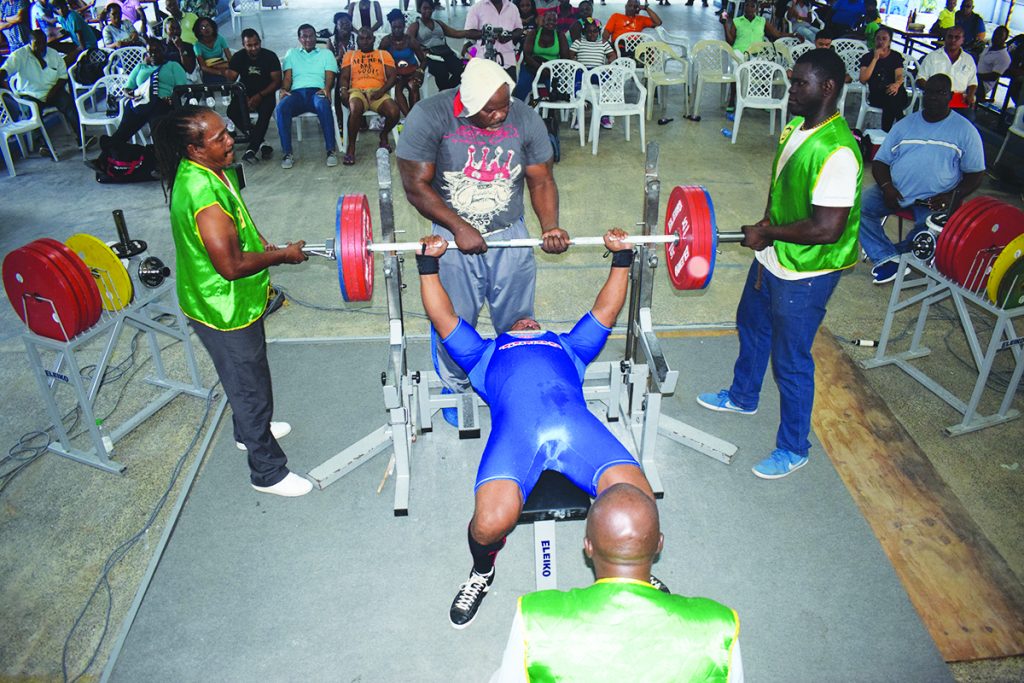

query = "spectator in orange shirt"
[602, 0, 661, 51]
[339, 26, 401, 165]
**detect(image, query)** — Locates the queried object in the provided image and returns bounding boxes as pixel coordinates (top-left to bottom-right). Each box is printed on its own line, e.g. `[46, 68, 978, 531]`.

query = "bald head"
[584, 483, 663, 577]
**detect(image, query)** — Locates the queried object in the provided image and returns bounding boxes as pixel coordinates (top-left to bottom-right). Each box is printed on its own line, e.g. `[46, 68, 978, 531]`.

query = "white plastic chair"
[634, 41, 689, 121]
[654, 25, 689, 59]
[69, 49, 111, 102]
[831, 38, 869, 115]
[531, 59, 587, 148]
[1, 90, 59, 177]
[75, 75, 128, 159]
[613, 30, 654, 60]
[992, 105, 1024, 167]
[774, 36, 804, 54]
[689, 39, 740, 119]
[787, 40, 813, 66]
[104, 46, 147, 76]
[732, 59, 789, 144]
[230, 0, 264, 35]
[583, 63, 646, 155]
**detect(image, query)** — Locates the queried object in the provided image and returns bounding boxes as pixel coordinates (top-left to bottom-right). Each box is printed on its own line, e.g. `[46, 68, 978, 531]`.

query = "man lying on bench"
[417, 228, 657, 629]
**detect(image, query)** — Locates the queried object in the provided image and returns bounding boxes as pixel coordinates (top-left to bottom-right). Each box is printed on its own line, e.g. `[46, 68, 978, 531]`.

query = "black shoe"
[649, 574, 671, 593]
[449, 569, 494, 629]
[260, 144, 273, 160]
[242, 148, 258, 164]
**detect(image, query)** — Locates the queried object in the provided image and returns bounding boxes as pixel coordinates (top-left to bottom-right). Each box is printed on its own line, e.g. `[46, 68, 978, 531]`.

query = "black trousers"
[112, 98, 172, 144]
[228, 92, 276, 152]
[190, 317, 289, 487]
[867, 87, 909, 132]
[425, 45, 465, 90]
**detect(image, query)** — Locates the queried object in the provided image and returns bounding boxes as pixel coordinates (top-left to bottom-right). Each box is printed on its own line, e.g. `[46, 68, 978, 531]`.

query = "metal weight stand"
[309, 145, 736, 515]
[861, 252, 1024, 436]
[20, 279, 211, 474]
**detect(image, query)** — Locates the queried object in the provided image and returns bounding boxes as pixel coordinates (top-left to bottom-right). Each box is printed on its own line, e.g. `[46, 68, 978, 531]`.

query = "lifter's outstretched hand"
[420, 234, 449, 258]
[603, 228, 633, 252]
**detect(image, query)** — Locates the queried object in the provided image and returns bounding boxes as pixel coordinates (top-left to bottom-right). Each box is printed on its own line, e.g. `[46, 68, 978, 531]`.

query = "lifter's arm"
[590, 229, 633, 328]
[417, 235, 460, 338]
[197, 206, 307, 281]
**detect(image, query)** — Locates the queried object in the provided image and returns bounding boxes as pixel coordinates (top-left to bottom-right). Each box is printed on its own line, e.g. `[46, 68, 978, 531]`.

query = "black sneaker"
[242, 149, 258, 164]
[649, 574, 671, 593]
[449, 569, 494, 629]
[260, 144, 273, 160]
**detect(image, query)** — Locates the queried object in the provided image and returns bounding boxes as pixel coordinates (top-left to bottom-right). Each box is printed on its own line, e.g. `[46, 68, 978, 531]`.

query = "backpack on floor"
[88, 138, 159, 184]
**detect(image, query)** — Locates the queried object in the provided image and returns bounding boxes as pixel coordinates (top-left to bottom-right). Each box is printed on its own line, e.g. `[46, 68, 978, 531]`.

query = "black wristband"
[611, 250, 634, 268]
[416, 253, 440, 275]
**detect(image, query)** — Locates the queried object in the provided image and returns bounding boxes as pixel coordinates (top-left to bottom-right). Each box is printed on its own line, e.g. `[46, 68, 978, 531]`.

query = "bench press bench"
[517, 470, 592, 591]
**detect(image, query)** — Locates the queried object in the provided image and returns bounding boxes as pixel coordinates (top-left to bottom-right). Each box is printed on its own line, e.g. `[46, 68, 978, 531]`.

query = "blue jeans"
[274, 87, 335, 155]
[728, 261, 842, 457]
[858, 183, 932, 265]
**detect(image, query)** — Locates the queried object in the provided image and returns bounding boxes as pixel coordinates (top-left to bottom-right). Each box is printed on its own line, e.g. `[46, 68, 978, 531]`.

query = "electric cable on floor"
[60, 381, 221, 683]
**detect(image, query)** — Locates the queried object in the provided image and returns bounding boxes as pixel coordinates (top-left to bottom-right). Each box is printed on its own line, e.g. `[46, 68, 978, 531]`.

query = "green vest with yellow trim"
[520, 578, 739, 683]
[769, 114, 863, 272]
[170, 159, 269, 331]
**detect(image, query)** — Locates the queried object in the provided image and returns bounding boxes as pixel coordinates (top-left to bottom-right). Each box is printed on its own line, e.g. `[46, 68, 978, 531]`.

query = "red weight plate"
[3, 246, 83, 340]
[664, 186, 714, 291]
[937, 197, 997, 277]
[935, 198, 982, 276]
[23, 242, 90, 337]
[339, 193, 374, 302]
[948, 201, 1024, 291]
[944, 200, 1001, 283]
[36, 237, 102, 327]
[684, 186, 713, 289]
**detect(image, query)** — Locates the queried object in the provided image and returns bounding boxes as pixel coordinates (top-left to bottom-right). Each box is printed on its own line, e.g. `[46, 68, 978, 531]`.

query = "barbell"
[290, 187, 745, 302]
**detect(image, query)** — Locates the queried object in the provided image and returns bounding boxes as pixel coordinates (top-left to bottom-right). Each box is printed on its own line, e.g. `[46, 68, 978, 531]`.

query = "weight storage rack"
[20, 279, 211, 473]
[862, 252, 1024, 436]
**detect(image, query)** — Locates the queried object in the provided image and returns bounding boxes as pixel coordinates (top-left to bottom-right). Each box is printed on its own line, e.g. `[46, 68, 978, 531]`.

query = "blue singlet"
[442, 312, 640, 498]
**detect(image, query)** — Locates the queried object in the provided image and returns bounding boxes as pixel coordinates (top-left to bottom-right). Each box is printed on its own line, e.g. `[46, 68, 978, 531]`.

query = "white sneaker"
[251, 472, 313, 497]
[326, 150, 338, 167]
[237, 421, 292, 450]
[281, 154, 294, 169]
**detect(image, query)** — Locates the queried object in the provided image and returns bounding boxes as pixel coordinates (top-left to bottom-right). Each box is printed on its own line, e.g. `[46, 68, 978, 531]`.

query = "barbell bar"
[285, 188, 746, 302]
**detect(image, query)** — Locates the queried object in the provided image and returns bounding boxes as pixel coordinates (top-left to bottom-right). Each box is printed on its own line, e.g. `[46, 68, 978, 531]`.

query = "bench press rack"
[309, 145, 737, 522]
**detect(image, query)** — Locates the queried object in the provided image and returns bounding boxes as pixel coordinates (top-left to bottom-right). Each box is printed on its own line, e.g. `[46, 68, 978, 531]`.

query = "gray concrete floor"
[0, 1, 1022, 680]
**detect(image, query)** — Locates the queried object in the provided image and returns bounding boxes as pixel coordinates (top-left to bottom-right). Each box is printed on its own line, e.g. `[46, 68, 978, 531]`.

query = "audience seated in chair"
[163, 0, 197, 45]
[160, 17, 197, 76]
[226, 28, 282, 163]
[339, 26, 400, 165]
[52, 0, 98, 58]
[976, 26, 1011, 104]
[192, 16, 230, 84]
[724, 0, 791, 55]
[602, 0, 661, 49]
[514, 8, 568, 101]
[276, 23, 340, 169]
[109, 35, 187, 144]
[917, 25, 977, 120]
[101, 2, 142, 48]
[408, 0, 474, 92]
[858, 75, 984, 285]
[379, 8, 424, 115]
[0, 28, 80, 142]
[858, 26, 906, 131]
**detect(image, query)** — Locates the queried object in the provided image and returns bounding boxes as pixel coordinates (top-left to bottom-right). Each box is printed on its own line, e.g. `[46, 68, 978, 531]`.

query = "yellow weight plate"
[66, 233, 134, 311]
[987, 234, 1024, 305]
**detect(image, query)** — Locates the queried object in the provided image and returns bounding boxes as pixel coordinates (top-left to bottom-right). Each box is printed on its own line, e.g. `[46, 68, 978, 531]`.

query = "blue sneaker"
[870, 260, 909, 285]
[440, 387, 459, 427]
[696, 389, 757, 415]
[752, 449, 808, 479]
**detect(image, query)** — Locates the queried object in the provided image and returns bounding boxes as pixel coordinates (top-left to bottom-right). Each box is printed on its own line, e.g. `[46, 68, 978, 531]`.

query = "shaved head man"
[491, 484, 744, 682]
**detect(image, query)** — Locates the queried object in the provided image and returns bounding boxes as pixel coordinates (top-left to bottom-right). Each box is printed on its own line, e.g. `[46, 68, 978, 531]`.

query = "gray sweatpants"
[431, 218, 536, 393]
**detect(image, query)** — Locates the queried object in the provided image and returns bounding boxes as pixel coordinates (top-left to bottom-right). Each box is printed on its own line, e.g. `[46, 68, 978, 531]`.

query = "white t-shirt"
[755, 124, 859, 280]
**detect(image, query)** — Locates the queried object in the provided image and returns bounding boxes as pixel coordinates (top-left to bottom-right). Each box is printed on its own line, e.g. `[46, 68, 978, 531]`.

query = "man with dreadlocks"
[153, 105, 313, 497]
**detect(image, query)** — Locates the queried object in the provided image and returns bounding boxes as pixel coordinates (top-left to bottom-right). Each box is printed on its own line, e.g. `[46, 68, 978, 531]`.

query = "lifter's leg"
[450, 480, 523, 629]
[596, 464, 654, 499]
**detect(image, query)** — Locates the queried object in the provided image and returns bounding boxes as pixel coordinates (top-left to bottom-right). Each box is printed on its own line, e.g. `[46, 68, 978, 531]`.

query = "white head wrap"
[458, 58, 515, 116]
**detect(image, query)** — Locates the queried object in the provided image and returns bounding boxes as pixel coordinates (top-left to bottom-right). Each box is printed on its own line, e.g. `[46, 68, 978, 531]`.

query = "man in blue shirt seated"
[858, 74, 984, 284]
[825, 0, 864, 34]
[417, 228, 656, 630]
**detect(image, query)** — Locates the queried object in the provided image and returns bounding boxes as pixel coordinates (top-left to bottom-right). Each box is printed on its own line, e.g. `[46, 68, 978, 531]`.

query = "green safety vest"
[768, 114, 863, 273]
[169, 159, 269, 331]
[520, 578, 739, 682]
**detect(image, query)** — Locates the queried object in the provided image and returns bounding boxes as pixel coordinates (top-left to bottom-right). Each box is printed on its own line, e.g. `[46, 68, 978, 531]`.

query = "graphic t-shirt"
[341, 49, 394, 90]
[396, 89, 553, 233]
[228, 47, 282, 95]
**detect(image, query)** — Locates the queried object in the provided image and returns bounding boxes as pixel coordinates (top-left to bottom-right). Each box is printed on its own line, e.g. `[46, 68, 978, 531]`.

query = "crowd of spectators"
[0, 0, 1020, 177]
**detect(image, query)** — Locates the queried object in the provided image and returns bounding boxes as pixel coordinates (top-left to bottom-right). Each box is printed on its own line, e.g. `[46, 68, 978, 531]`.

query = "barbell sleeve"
[717, 232, 745, 243]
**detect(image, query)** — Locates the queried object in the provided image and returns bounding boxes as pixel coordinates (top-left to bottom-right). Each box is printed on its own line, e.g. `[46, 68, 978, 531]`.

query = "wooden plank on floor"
[811, 328, 1024, 662]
